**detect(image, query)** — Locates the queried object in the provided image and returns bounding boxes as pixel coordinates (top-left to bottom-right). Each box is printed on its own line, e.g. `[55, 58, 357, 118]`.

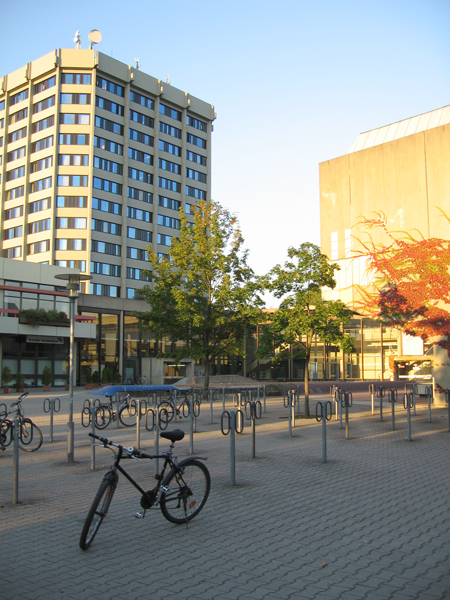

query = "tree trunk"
[204, 359, 210, 390]
[304, 359, 310, 418]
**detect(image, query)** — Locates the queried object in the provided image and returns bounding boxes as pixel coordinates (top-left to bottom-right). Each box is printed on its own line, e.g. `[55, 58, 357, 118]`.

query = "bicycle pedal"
[134, 510, 146, 519]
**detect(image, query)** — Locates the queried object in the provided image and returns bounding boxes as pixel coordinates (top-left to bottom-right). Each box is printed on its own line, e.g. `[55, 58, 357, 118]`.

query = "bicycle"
[81, 394, 147, 429]
[153, 390, 199, 423]
[79, 429, 211, 550]
[0, 392, 43, 452]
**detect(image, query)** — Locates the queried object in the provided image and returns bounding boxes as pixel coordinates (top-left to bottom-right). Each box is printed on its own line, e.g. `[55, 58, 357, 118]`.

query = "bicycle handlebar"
[88, 432, 154, 459]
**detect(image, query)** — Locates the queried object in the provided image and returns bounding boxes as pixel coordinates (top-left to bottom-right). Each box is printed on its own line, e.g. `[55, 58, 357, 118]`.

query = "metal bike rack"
[43, 397, 60, 442]
[287, 391, 296, 437]
[369, 384, 375, 415]
[445, 389, 450, 432]
[377, 386, 385, 422]
[316, 400, 332, 463]
[388, 389, 398, 430]
[13, 416, 19, 504]
[341, 391, 352, 440]
[405, 383, 417, 415]
[403, 392, 413, 441]
[244, 400, 262, 458]
[335, 388, 343, 428]
[425, 385, 433, 423]
[90, 402, 96, 470]
[221, 409, 244, 485]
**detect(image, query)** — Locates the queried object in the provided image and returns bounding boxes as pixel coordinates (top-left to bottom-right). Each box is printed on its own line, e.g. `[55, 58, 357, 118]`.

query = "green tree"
[257, 243, 354, 416]
[135, 200, 264, 389]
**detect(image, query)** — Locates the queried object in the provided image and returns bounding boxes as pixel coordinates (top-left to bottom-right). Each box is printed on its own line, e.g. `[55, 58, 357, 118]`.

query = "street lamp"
[55, 273, 92, 463]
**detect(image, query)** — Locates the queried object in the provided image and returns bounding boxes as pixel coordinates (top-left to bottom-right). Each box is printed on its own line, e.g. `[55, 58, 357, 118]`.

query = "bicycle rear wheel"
[158, 401, 174, 423]
[1, 419, 13, 448]
[160, 460, 211, 524]
[95, 406, 111, 430]
[118, 400, 138, 427]
[79, 476, 116, 550]
[19, 418, 43, 452]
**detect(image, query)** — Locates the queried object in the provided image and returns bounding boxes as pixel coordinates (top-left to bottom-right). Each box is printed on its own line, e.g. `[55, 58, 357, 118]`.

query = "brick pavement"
[1, 389, 449, 600]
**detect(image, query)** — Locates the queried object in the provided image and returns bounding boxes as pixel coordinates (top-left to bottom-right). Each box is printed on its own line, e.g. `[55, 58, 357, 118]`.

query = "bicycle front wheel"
[160, 460, 211, 524]
[158, 401, 174, 423]
[118, 400, 138, 427]
[19, 418, 43, 452]
[79, 476, 116, 550]
[95, 406, 111, 430]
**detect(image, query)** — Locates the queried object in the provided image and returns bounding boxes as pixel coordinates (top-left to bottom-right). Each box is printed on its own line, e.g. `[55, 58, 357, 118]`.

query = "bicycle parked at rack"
[79, 429, 210, 550]
[0, 392, 43, 452]
[81, 394, 148, 429]
[150, 389, 199, 423]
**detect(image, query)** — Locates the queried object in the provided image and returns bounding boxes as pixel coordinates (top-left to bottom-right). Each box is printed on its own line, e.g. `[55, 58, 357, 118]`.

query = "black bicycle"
[81, 394, 147, 429]
[0, 392, 43, 452]
[152, 390, 199, 423]
[79, 429, 211, 550]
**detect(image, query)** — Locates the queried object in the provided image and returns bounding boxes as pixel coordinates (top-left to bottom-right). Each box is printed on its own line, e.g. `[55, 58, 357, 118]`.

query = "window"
[91, 219, 121, 235]
[96, 77, 124, 97]
[186, 115, 207, 132]
[92, 177, 122, 195]
[4, 246, 22, 259]
[8, 127, 27, 143]
[57, 175, 88, 187]
[56, 217, 87, 230]
[4, 226, 22, 239]
[186, 168, 207, 183]
[31, 135, 53, 153]
[127, 186, 153, 204]
[55, 260, 86, 271]
[28, 219, 51, 234]
[158, 177, 181, 193]
[4, 206, 23, 220]
[0, 99, 4, 111]
[34, 76, 56, 94]
[159, 139, 181, 156]
[126, 267, 151, 281]
[55, 239, 86, 251]
[93, 156, 123, 175]
[129, 168, 153, 185]
[127, 247, 148, 260]
[130, 90, 154, 110]
[32, 115, 55, 133]
[33, 95, 55, 114]
[127, 206, 152, 222]
[95, 115, 123, 136]
[157, 233, 172, 246]
[158, 196, 181, 211]
[90, 283, 120, 297]
[186, 185, 206, 200]
[159, 121, 182, 139]
[61, 73, 91, 85]
[30, 197, 51, 213]
[10, 108, 28, 124]
[186, 132, 207, 149]
[56, 196, 87, 208]
[159, 158, 181, 174]
[0, 118, 3, 129]
[129, 110, 154, 128]
[60, 113, 90, 125]
[59, 133, 89, 145]
[93, 136, 123, 155]
[28, 240, 50, 255]
[186, 149, 207, 166]
[30, 156, 53, 173]
[157, 214, 180, 230]
[11, 89, 29, 105]
[91, 262, 121, 277]
[129, 128, 154, 147]
[30, 177, 52, 193]
[58, 154, 89, 166]
[128, 147, 153, 166]
[6, 166, 25, 181]
[60, 93, 91, 105]
[96, 96, 124, 116]
[127, 227, 152, 243]
[159, 104, 182, 121]
[91, 240, 121, 256]
[92, 197, 122, 215]
[6, 185, 25, 200]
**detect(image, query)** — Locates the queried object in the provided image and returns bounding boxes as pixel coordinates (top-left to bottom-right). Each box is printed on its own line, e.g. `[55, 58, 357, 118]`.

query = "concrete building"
[1, 46, 215, 384]
[319, 106, 450, 400]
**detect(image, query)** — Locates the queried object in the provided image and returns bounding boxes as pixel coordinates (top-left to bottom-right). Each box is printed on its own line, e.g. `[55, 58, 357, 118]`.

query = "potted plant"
[101, 368, 109, 386]
[14, 372, 26, 393]
[1, 365, 12, 394]
[41, 365, 52, 391]
[85, 371, 93, 390]
[114, 371, 122, 384]
[92, 370, 100, 388]
[64, 377, 70, 391]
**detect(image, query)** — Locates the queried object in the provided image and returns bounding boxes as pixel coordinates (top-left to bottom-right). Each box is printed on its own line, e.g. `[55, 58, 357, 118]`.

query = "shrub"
[92, 370, 100, 384]
[1, 365, 12, 387]
[41, 365, 52, 386]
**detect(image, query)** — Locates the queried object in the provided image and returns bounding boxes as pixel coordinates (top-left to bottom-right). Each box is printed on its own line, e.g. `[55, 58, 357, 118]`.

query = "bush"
[85, 370, 92, 384]
[114, 371, 122, 384]
[14, 372, 27, 391]
[1, 365, 12, 387]
[41, 365, 52, 386]
[92, 370, 100, 384]
[19, 308, 69, 328]
[101, 369, 108, 384]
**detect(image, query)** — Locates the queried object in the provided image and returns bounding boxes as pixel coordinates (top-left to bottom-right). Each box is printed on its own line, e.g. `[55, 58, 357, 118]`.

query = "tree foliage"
[257, 243, 354, 416]
[135, 200, 264, 388]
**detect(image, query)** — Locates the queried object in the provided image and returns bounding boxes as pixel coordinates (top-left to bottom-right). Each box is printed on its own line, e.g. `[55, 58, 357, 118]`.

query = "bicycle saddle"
[160, 429, 185, 442]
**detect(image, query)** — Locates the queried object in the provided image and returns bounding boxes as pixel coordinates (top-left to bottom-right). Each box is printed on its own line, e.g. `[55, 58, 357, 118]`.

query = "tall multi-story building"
[0, 46, 216, 384]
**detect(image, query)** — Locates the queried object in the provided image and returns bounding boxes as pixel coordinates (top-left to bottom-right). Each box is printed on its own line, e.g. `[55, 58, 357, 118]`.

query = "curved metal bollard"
[43, 397, 61, 442]
[316, 400, 332, 463]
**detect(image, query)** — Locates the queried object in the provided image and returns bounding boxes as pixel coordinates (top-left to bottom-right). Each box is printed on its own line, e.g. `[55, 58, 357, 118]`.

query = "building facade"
[0, 47, 215, 384]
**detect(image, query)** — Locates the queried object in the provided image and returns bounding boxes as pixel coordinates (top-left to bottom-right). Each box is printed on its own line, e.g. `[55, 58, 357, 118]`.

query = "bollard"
[377, 386, 385, 422]
[425, 385, 433, 423]
[154, 411, 160, 475]
[337, 389, 343, 428]
[173, 390, 178, 423]
[342, 392, 352, 440]
[209, 389, 214, 425]
[221, 410, 236, 485]
[222, 388, 226, 413]
[115, 393, 120, 429]
[403, 392, 413, 441]
[189, 398, 194, 454]
[316, 401, 332, 463]
[388, 389, 398, 430]
[43, 397, 61, 442]
[13, 416, 19, 504]
[136, 398, 141, 449]
[263, 385, 267, 414]
[288, 391, 295, 437]
[369, 384, 375, 416]
[445, 389, 450, 432]
[90, 403, 96, 470]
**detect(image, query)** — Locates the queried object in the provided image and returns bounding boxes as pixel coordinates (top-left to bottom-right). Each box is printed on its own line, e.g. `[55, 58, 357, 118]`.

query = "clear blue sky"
[1, 0, 449, 305]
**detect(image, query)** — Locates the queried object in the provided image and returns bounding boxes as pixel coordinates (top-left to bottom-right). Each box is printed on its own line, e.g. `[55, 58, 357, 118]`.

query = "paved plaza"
[1, 387, 449, 600]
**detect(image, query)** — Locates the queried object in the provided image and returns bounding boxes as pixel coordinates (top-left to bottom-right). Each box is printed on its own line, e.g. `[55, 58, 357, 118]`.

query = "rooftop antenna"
[165, 75, 170, 84]
[88, 29, 102, 49]
[74, 30, 82, 49]
[135, 58, 140, 70]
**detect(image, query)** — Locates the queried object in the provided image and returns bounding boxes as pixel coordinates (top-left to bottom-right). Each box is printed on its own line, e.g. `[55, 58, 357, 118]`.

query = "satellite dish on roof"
[88, 29, 102, 49]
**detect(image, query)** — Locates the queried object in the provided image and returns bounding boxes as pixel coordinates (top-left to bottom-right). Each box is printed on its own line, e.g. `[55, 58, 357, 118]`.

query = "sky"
[1, 0, 449, 306]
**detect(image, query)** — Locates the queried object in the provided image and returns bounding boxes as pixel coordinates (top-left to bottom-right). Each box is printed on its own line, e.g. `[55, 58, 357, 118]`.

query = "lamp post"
[55, 273, 91, 463]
